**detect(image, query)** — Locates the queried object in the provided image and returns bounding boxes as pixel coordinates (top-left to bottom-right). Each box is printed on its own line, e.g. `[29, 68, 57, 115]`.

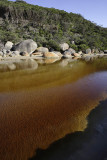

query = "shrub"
[78, 44, 89, 52]
[46, 40, 60, 51]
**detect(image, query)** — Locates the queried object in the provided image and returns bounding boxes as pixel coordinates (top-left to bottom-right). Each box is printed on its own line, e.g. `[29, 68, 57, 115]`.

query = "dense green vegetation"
[0, 0, 107, 51]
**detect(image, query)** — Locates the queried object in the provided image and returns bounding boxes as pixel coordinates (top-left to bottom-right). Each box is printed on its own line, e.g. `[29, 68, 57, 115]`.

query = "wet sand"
[0, 59, 107, 160]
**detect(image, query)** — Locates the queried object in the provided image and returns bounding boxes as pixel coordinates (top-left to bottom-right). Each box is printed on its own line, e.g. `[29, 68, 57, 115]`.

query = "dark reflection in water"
[0, 58, 107, 160]
[30, 99, 107, 160]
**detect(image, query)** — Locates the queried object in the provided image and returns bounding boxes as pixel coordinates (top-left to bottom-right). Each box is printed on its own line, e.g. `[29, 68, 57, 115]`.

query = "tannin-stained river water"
[0, 58, 107, 160]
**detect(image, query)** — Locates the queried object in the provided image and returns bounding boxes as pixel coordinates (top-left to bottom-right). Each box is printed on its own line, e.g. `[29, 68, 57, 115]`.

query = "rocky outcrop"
[12, 39, 37, 55]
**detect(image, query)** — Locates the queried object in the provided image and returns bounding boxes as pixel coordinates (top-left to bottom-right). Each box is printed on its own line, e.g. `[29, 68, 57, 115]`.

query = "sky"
[11, 0, 107, 28]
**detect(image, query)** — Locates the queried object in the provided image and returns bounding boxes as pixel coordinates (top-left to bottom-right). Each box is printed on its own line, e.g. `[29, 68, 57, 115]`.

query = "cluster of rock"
[0, 39, 37, 58]
[0, 40, 106, 60]
[0, 39, 106, 71]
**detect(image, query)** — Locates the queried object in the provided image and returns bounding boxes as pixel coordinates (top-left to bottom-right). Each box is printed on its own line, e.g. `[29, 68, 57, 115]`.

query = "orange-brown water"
[0, 58, 107, 160]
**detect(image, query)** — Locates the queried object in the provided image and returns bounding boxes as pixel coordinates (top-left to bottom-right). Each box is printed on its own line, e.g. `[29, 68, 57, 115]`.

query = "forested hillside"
[0, 0, 107, 51]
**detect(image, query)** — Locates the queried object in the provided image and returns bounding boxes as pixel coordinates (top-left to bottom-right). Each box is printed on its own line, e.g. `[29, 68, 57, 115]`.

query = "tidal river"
[0, 58, 107, 160]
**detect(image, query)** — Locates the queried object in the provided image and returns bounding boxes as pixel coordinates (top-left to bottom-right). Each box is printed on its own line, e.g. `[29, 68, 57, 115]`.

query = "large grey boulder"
[12, 39, 37, 55]
[59, 43, 69, 51]
[5, 41, 13, 50]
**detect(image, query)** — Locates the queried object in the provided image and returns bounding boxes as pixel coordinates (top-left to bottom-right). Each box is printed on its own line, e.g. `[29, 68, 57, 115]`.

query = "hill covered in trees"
[0, 0, 107, 51]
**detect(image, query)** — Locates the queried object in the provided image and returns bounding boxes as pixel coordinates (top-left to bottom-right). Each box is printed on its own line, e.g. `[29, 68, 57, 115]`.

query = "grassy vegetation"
[0, 0, 107, 51]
